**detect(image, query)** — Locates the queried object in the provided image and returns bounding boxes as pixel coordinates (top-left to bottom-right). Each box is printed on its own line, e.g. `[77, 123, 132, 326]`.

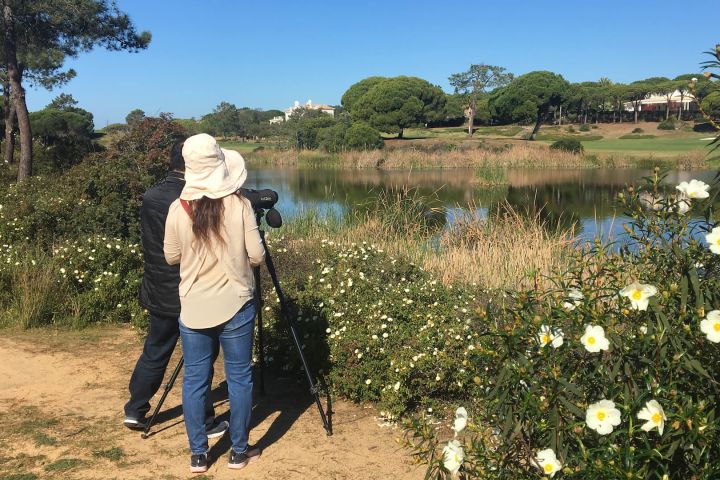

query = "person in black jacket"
[124, 140, 227, 439]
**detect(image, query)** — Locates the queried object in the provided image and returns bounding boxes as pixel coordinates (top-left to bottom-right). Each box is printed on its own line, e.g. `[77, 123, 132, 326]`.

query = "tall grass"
[0, 251, 69, 328]
[278, 189, 575, 291]
[245, 141, 706, 170]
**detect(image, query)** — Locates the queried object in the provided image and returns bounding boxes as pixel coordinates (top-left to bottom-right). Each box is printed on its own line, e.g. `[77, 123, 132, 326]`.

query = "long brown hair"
[190, 197, 226, 247]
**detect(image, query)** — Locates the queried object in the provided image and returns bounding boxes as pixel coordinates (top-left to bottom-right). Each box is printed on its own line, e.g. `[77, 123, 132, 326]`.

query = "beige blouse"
[164, 194, 265, 328]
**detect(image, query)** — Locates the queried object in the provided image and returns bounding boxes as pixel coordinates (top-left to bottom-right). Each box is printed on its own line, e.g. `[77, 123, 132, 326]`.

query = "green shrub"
[549, 138, 584, 154]
[405, 172, 720, 479]
[579, 123, 591, 132]
[344, 122, 384, 150]
[632, 127, 644, 134]
[0, 115, 187, 245]
[566, 125, 576, 133]
[658, 117, 677, 130]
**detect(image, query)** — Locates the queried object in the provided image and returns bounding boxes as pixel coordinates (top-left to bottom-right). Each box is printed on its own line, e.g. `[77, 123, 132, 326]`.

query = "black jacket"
[139, 171, 184, 316]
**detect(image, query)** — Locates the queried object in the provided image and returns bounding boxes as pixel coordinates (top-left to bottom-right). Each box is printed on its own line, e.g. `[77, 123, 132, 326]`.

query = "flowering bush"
[0, 235, 144, 328]
[258, 236, 481, 416]
[404, 171, 720, 479]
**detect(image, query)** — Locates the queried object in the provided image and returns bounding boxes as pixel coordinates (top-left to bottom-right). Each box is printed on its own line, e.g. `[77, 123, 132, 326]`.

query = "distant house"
[283, 100, 335, 121]
[624, 89, 697, 113]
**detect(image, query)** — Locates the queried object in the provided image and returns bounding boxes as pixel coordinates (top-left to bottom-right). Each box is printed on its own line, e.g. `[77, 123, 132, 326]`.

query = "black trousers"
[125, 312, 216, 422]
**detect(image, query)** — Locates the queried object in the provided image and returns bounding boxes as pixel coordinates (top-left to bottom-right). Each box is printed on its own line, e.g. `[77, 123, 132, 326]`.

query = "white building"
[624, 89, 696, 112]
[283, 100, 335, 121]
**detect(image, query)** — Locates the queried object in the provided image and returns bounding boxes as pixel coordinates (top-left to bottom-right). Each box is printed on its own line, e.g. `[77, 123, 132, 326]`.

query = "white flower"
[452, 407, 468, 435]
[365, 379, 372, 385]
[700, 310, 720, 343]
[535, 448, 562, 477]
[586, 399, 622, 435]
[563, 288, 583, 310]
[619, 281, 658, 311]
[393, 381, 400, 392]
[639, 325, 648, 335]
[637, 399, 667, 435]
[705, 227, 720, 255]
[580, 325, 610, 353]
[442, 440, 464, 474]
[537, 325, 564, 348]
[676, 179, 710, 199]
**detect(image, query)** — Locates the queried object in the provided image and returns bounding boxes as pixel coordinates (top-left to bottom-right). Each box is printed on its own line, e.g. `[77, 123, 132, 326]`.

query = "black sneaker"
[228, 445, 261, 469]
[190, 453, 208, 474]
[206, 420, 229, 439]
[123, 416, 147, 431]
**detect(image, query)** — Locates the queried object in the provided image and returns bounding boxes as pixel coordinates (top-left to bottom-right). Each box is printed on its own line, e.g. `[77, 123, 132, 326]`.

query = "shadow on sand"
[145, 368, 319, 464]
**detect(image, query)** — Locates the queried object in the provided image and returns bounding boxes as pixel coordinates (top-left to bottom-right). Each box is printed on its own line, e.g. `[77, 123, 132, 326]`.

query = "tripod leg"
[254, 266, 265, 396]
[259, 231, 333, 436]
[141, 357, 184, 439]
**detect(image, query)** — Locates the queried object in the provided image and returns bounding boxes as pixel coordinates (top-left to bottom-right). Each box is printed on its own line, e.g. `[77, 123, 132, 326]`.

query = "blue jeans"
[179, 300, 256, 455]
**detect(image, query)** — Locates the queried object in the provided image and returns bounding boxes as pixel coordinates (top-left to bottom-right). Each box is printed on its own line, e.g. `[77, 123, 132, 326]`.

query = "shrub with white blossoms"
[404, 169, 720, 479]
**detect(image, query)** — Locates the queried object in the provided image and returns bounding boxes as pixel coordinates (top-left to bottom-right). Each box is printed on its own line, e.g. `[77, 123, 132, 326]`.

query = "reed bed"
[245, 141, 703, 170]
[279, 188, 575, 291]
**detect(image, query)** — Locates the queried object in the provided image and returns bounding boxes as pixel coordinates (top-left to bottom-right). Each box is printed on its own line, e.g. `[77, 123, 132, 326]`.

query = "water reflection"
[244, 167, 717, 242]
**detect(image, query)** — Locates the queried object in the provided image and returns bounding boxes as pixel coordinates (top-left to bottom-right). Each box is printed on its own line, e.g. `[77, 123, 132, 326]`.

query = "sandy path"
[0, 327, 423, 480]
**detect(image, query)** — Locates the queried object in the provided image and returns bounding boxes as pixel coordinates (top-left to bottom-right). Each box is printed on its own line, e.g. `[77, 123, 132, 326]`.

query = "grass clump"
[44, 458, 83, 472]
[92, 447, 125, 462]
[549, 137, 584, 154]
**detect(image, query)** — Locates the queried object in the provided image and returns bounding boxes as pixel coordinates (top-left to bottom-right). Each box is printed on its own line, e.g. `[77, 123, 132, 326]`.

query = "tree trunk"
[3, 89, 16, 164]
[529, 113, 542, 141]
[633, 102, 639, 124]
[3, 4, 32, 181]
[466, 99, 475, 136]
[677, 93, 684, 121]
[397, 129, 403, 139]
[558, 105, 562, 126]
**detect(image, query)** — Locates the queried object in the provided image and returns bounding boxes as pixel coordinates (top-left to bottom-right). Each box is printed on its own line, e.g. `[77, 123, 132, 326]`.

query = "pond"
[244, 167, 718, 242]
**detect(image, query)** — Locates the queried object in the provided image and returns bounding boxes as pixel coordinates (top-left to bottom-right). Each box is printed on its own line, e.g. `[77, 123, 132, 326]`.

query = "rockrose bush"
[258, 235, 482, 417]
[0, 235, 144, 328]
[404, 170, 720, 479]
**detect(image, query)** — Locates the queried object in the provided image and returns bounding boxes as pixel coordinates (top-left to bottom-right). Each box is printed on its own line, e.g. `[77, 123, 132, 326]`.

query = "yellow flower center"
[716, 238, 720, 246]
[714, 323, 720, 332]
[597, 411, 606, 421]
[652, 413, 662, 424]
[541, 334, 550, 344]
[632, 290, 643, 300]
[544, 463, 554, 473]
[587, 336, 596, 345]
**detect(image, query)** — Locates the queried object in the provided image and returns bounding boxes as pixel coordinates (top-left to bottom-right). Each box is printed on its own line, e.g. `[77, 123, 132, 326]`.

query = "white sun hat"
[180, 133, 247, 200]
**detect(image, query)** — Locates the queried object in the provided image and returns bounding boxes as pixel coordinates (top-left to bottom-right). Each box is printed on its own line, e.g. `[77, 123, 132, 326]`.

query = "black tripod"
[141, 207, 333, 438]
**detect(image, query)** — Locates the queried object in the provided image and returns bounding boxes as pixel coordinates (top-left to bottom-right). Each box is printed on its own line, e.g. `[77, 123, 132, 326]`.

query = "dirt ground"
[0, 327, 424, 480]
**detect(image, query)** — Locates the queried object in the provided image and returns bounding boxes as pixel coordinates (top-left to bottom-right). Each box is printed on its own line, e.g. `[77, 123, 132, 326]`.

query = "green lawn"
[581, 136, 714, 158]
[218, 140, 272, 153]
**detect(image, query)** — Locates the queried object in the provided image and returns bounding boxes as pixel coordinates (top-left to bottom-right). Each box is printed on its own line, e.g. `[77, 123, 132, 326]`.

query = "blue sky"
[26, 0, 718, 126]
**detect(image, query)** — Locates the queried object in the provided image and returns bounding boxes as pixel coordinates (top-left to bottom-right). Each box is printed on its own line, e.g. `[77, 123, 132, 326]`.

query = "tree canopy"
[345, 76, 446, 138]
[449, 64, 513, 135]
[489, 71, 569, 139]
